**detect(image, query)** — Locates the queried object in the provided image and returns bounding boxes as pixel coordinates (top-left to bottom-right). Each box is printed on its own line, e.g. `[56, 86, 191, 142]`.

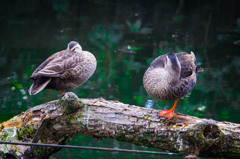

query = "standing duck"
[143, 52, 203, 119]
[29, 41, 97, 95]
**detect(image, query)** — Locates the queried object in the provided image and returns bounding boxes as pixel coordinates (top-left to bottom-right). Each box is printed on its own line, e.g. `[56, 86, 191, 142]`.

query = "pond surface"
[0, 1, 240, 159]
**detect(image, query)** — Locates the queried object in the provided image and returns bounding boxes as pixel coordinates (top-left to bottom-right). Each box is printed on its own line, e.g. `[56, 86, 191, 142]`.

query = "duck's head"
[67, 41, 82, 52]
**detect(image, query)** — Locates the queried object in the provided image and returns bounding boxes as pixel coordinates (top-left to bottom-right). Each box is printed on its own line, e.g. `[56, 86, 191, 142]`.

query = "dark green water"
[0, 0, 240, 158]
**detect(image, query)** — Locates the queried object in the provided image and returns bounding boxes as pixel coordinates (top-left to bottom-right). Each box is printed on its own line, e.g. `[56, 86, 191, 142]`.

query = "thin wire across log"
[0, 141, 180, 156]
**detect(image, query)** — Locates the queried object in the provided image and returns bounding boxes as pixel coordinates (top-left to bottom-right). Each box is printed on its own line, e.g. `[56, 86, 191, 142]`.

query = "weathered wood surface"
[0, 92, 240, 158]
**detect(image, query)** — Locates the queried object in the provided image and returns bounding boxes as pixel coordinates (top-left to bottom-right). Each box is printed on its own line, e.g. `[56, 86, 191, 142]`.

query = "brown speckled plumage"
[29, 41, 97, 95]
[143, 52, 202, 101]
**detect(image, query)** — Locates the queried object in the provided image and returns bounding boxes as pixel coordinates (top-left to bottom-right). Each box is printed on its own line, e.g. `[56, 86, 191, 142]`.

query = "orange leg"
[159, 99, 179, 119]
[60, 90, 65, 95]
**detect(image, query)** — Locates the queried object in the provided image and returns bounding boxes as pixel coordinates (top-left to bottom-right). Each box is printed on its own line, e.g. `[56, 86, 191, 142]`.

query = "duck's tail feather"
[29, 77, 51, 95]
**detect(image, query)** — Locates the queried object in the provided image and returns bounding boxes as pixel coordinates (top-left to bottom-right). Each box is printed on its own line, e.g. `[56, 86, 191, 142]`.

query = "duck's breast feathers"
[175, 51, 196, 79]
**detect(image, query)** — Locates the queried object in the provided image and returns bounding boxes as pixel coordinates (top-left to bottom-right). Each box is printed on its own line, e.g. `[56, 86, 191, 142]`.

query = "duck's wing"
[176, 52, 196, 79]
[30, 50, 67, 78]
[150, 54, 167, 68]
[59, 53, 85, 79]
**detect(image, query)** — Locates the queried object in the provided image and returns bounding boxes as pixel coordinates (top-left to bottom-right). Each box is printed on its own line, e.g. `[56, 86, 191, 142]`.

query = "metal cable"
[0, 141, 180, 156]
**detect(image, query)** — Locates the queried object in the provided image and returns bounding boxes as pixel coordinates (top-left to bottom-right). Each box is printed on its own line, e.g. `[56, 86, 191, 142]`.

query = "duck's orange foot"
[159, 99, 179, 120]
[159, 109, 175, 119]
[60, 90, 65, 96]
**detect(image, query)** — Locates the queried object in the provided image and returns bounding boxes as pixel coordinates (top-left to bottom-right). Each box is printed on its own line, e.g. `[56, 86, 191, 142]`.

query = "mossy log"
[0, 92, 240, 158]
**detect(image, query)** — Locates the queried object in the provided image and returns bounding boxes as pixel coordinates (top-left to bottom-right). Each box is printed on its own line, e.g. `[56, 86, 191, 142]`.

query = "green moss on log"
[17, 125, 36, 140]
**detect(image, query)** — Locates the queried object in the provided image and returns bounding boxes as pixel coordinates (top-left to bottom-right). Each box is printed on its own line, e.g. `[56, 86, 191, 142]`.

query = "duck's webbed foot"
[60, 90, 65, 96]
[159, 99, 179, 120]
[159, 109, 175, 119]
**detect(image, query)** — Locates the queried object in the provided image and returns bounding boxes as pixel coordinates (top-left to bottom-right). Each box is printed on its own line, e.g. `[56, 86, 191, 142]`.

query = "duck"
[143, 52, 203, 119]
[29, 41, 97, 95]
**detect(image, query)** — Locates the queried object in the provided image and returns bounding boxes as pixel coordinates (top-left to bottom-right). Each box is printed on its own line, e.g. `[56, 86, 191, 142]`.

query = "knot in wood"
[203, 124, 220, 140]
[177, 120, 221, 157]
[196, 121, 221, 141]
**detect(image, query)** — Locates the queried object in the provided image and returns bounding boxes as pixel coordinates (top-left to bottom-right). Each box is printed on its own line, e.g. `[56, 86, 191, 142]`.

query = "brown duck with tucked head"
[143, 52, 203, 119]
[29, 41, 97, 95]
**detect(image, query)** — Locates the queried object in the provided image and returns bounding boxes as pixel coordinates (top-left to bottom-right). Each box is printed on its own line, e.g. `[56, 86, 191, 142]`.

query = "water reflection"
[0, 0, 240, 159]
[144, 99, 154, 109]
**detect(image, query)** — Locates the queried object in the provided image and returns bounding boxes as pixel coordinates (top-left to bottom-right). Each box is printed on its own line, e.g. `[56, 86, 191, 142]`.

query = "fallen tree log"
[0, 92, 240, 158]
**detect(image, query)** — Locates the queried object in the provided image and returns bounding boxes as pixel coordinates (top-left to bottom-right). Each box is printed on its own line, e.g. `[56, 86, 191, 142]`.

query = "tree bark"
[0, 92, 240, 158]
